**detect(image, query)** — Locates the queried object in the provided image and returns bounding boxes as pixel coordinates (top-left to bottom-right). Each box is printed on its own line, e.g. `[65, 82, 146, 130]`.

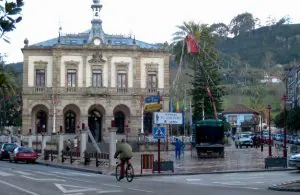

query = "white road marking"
[64, 193, 83, 195]
[0, 170, 14, 176]
[97, 190, 123, 194]
[21, 175, 66, 182]
[34, 171, 55, 176]
[0, 179, 40, 195]
[53, 171, 93, 177]
[101, 183, 121, 188]
[211, 177, 263, 181]
[186, 178, 202, 182]
[13, 170, 34, 175]
[54, 183, 98, 193]
[188, 182, 264, 190]
[127, 188, 154, 193]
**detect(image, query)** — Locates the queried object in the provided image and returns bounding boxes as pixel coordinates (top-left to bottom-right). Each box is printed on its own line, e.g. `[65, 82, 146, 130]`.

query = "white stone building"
[21, 0, 170, 142]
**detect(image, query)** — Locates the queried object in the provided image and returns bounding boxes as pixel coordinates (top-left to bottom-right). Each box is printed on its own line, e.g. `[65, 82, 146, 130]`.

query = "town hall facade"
[21, 0, 170, 141]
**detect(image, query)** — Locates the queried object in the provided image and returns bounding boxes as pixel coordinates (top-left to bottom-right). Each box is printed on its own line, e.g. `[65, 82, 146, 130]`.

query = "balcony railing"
[23, 87, 169, 96]
[22, 87, 52, 94]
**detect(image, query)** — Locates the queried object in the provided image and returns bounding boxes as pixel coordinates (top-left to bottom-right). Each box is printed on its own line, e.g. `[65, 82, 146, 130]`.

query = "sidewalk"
[268, 181, 300, 192]
[36, 143, 296, 176]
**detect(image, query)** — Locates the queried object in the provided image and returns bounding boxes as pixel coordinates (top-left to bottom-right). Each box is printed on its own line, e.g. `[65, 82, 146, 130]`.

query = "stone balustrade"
[23, 87, 169, 96]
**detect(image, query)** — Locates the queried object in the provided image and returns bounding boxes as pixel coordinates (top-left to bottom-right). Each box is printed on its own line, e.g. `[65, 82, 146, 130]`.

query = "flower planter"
[265, 157, 287, 169]
[153, 161, 174, 173]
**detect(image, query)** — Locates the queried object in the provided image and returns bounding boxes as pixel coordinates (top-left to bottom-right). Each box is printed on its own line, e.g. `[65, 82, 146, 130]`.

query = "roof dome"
[93, 0, 100, 4]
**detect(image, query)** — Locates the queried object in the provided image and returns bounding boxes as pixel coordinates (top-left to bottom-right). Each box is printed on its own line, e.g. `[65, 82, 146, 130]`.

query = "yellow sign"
[144, 104, 161, 112]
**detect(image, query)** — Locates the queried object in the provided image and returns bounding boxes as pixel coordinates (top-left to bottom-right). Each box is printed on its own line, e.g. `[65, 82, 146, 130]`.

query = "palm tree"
[0, 69, 17, 98]
[171, 21, 224, 119]
[0, 65, 17, 131]
[171, 21, 204, 64]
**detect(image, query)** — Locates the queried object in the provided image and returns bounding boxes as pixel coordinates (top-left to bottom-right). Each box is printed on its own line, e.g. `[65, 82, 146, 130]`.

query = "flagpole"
[184, 88, 186, 136]
[189, 97, 192, 136]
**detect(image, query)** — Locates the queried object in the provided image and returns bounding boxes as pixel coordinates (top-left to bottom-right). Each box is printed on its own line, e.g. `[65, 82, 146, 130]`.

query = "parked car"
[235, 134, 253, 148]
[0, 143, 17, 160]
[9, 146, 37, 163]
[289, 153, 300, 170]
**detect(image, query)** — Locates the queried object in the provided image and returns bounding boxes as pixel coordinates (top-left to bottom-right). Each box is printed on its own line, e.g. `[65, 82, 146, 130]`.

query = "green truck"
[192, 119, 225, 158]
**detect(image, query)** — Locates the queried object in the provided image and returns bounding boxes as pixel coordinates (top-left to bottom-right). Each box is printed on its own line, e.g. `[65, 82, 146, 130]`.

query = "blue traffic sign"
[153, 126, 166, 139]
[144, 96, 160, 104]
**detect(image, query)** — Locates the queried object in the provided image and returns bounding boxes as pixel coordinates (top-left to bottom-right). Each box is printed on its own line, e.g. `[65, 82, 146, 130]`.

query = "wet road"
[0, 160, 299, 195]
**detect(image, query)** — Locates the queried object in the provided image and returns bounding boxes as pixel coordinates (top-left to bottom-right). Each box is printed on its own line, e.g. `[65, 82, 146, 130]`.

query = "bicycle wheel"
[115, 164, 122, 181]
[126, 164, 134, 182]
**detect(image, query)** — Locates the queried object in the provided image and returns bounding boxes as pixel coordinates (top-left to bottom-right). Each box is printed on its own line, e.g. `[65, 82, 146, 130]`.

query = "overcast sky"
[1, 0, 300, 63]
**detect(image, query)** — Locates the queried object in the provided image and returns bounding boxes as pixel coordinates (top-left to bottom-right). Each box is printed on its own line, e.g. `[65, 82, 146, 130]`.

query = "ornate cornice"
[34, 60, 48, 67]
[65, 60, 80, 66]
[146, 62, 159, 71]
[88, 52, 106, 64]
[115, 61, 129, 68]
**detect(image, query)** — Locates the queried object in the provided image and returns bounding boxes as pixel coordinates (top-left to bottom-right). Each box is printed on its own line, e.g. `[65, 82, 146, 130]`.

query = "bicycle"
[115, 158, 134, 182]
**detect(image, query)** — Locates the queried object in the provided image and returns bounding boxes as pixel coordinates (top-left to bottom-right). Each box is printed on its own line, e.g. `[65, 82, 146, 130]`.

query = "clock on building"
[93, 38, 101, 46]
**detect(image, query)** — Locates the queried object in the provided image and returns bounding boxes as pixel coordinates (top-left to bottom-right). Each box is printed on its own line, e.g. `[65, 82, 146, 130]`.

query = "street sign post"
[153, 126, 166, 139]
[144, 96, 160, 104]
[154, 112, 183, 125]
[153, 126, 166, 174]
[144, 104, 162, 112]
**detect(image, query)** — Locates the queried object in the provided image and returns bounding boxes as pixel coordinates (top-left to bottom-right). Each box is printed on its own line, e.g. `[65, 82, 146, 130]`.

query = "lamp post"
[260, 112, 263, 152]
[282, 94, 288, 158]
[267, 105, 272, 157]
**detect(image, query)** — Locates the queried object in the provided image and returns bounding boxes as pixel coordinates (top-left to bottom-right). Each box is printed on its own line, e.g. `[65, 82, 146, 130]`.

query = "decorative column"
[107, 56, 112, 87]
[58, 133, 64, 161]
[109, 127, 118, 167]
[133, 56, 141, 88]
[80, 130, 88, 163]
[28, 135, 33, 148]
[82, 55, 88, 87]
[22, 55, 29, 88]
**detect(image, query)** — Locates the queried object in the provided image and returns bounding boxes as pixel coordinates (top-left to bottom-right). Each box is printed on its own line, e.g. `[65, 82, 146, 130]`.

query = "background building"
[222, 104, 259, 134]
[21, 0, 170, 141]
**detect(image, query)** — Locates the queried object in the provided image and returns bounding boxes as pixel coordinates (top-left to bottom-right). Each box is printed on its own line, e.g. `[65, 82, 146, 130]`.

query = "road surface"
[0, 160, 299, 194]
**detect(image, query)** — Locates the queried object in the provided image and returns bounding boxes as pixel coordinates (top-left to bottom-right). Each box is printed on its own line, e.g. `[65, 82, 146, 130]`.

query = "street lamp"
[282, 94, 288, 158]
[260, 111, 264, 152]
[267, 105, 272, 157]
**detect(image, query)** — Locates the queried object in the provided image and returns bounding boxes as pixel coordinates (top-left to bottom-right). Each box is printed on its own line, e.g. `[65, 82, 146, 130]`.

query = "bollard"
[70, 152, 73, 164]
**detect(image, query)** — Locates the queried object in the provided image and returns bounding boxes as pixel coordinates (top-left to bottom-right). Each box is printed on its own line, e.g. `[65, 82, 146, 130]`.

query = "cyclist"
[114, 138, 133, 179]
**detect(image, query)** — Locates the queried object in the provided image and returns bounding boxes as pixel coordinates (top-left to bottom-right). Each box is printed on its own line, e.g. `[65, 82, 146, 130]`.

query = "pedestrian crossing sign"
[153, 126, 166, 139]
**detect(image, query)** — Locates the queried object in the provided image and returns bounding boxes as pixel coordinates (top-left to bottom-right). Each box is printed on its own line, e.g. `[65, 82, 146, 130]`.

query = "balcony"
[22, 87, 169, 96]
[22, 87, 52, 95]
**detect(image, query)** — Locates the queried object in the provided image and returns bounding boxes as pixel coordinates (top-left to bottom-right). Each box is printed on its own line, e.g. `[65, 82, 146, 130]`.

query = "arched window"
[114, 111, 125, 134]
[65, 111, 76, 134]
[36, 111, 47, 133]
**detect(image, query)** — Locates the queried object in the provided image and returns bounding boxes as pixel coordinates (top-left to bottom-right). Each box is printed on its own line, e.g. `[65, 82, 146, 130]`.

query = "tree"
[210, 23, 229, 38]
[229, 12, 256, 37]
[172, 21, 224, 120]
[274, 110, 285, 128]
[265, 15, 277, 26]
[276, 16, 292, 26]
[0, 55, 19, 131]
[286, 107, 300, 134]
[249, 85, 266, 111]
[0, 0, 24, 43]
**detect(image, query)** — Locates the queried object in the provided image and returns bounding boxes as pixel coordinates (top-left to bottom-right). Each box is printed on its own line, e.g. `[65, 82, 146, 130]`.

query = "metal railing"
[23, 87, 169, 96]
